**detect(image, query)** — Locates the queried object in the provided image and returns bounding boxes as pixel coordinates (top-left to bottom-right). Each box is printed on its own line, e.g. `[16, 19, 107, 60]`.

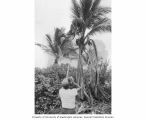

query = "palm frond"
[98, 7, 111, 14]
[46, 34, 52, 45]
[71, 0, 81, 18]
[46, 28, 66, 56]
[81, 0, 101, 28]
[89, 24, 111, 36]
[90, 0, 101, 13]
[35, 43, 53, 54]
[87, 18, 111, 36]
[95, 17, 111, 25]
[54, 28, 62, 45]
[53, 27, 65, 47]
[95, 7, 111, 17]
[80, 0, 93, 22]
[45, 34, 57, 54]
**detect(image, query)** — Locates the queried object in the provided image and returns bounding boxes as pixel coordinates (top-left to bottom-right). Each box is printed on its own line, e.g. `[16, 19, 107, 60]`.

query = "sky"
[35, 0, 111, 68]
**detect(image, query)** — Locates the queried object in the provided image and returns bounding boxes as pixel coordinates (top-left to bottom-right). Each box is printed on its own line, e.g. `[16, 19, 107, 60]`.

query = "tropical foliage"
[36, 28, 77, 64]
[67, 0, 111, 99]
[35, 0, 111, 114]
[35, 62, 111, 114]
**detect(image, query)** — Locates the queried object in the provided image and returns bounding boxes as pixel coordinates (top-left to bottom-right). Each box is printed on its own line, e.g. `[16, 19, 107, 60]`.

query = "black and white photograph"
[35, 0, 111, 114]
[1, 0, 146, 119]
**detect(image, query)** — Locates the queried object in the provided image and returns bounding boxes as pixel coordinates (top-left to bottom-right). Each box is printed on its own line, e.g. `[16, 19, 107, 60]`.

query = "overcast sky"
[35, 0, 111, 68]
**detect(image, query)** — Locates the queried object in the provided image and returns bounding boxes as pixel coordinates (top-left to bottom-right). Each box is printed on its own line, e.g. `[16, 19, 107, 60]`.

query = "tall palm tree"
[68, 0, 111, 98]
[36, 27, 77, 64]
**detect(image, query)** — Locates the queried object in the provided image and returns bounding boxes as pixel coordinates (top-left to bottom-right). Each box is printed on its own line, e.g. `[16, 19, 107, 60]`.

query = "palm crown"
[36, 28, 77, 64]
[69, 0, 111, 44]
[69, 0, 111, 69]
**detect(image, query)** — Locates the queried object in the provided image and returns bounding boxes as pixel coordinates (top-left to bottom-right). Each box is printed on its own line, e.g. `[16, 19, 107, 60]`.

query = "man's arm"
[73, 82, 81, 91]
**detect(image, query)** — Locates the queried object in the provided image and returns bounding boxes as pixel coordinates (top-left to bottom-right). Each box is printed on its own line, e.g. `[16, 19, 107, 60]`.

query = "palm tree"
[36, 27, 77, 64]
[68, 0, 111, 98]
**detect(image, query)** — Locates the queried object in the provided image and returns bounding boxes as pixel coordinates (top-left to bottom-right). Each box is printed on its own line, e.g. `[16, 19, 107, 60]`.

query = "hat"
[68, 76, 74, 83]
[61, 78, 68, 85]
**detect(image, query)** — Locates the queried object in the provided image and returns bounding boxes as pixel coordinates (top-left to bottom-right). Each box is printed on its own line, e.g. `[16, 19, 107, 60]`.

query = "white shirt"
[59, 88, 78, 109]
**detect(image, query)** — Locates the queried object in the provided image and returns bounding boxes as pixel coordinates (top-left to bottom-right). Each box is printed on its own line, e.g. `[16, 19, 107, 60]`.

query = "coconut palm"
[68, 0, 111, 98]
[36, 27, 78, 64]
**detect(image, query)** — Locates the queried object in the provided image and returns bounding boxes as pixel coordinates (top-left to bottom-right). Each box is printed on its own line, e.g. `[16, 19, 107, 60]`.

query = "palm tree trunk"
[89, 67, 94, 106]
[76, 48, 84, 99]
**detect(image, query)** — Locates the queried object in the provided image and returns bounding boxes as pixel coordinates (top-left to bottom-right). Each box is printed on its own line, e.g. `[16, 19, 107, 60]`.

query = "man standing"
[59, 77, 81, 114]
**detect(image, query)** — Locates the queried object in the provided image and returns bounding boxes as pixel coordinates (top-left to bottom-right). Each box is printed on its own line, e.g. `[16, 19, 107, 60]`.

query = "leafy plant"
[35, 61, 111, 114]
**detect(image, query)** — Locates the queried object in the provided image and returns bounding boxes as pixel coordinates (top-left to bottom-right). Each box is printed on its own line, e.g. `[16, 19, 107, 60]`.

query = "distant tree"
[36, 28, 77, 64]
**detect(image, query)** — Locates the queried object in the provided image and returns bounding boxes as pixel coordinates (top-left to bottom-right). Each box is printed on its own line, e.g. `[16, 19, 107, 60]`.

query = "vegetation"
[35, 61, 111, 114]
[35, 0, 111, 114]
[67, 0, 111, 99]
[36, 27, 77, 64]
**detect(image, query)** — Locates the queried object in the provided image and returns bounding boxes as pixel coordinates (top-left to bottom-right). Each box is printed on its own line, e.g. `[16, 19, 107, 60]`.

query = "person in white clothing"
[59, 77, 81, 114]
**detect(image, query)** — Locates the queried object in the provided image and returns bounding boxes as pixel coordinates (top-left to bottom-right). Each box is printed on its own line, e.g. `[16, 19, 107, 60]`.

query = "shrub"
[35, 62, 111, 114]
